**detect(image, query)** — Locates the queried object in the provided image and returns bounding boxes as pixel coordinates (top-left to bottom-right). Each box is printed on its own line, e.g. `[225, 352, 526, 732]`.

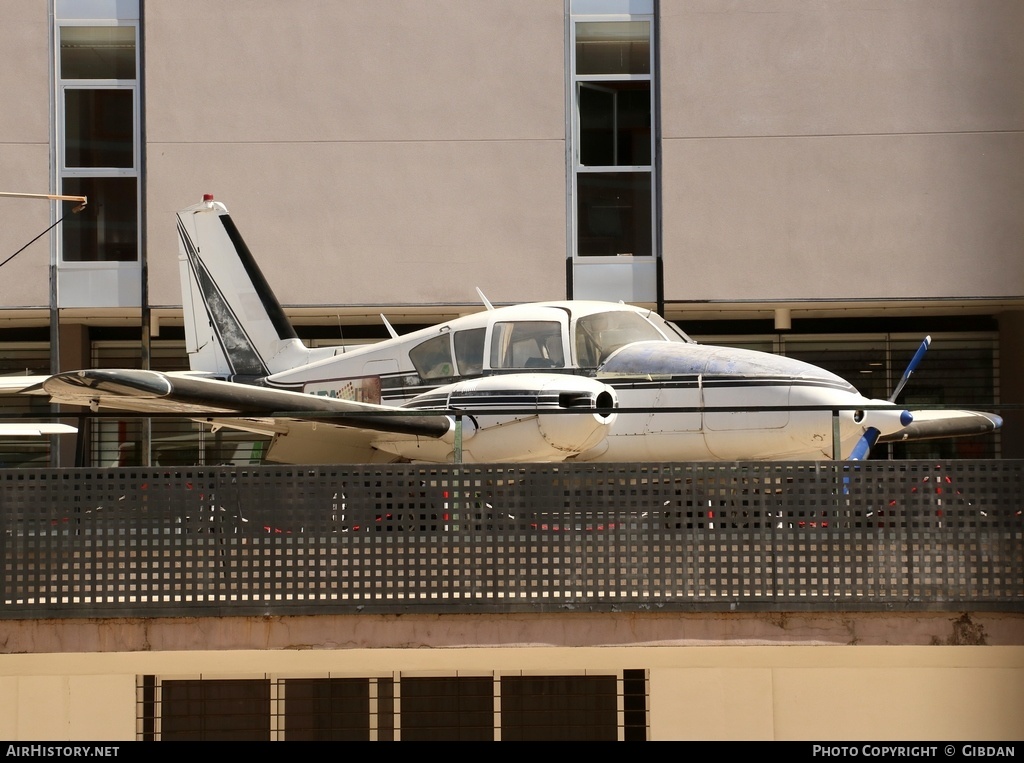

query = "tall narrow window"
[572, 14, 654, 258]
[57, 23, 139, 263]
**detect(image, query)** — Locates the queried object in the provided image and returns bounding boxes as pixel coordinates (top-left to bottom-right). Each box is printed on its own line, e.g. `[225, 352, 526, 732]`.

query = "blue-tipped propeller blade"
[847, 426, 880, 461]
[889, 335, 931, 403]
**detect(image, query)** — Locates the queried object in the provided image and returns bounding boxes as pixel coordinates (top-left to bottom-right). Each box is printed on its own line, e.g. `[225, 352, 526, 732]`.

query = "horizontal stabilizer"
[0, 375, 50, 394]
[0, 423, 77, 436]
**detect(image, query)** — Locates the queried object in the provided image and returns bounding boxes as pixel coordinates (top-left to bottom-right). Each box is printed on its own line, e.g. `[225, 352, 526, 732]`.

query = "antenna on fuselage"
[476, 287, 495, 311]
[380, 314, 399, 339]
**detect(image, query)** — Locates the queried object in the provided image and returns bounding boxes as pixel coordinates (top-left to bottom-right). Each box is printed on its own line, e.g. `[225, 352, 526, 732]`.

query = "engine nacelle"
[373, 374, 618, 463]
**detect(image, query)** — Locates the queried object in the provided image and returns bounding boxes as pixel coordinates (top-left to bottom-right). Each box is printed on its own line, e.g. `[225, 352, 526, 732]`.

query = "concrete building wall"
[0, 612, 1020, 741]
[1, 1, 55, 309]
[138, 1, 1024, 310]
[6, 2, 1022, 314]
[0, 644, 1021, 741]
[143, 0, 570, 308]
[659, 1, 1024, 303]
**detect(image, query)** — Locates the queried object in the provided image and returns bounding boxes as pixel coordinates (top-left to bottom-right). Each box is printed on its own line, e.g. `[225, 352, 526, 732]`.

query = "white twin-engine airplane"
[28, 195, 1002, 464]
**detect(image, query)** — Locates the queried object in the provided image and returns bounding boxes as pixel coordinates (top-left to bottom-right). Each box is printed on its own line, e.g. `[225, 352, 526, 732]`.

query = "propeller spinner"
[847, 336, 930, 461]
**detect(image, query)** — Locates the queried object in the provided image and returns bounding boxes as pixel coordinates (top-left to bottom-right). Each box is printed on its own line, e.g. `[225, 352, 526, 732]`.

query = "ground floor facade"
[0, 612, 1021, 741]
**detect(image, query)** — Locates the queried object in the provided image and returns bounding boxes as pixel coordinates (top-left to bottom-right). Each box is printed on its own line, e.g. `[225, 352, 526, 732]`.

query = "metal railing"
[0, 400, 1011, 467]
[1, 460, 1021, 618]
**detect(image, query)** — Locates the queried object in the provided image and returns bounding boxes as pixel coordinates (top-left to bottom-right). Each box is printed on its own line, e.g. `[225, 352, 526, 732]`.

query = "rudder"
[176, 195, 311, 377]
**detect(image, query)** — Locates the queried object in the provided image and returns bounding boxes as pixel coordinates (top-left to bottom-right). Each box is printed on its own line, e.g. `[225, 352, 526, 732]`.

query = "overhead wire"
[0, 216, 68, 270]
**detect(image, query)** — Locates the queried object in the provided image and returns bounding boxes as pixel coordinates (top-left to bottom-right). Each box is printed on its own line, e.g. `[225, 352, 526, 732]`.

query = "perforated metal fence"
[1, 461, 1021, 618]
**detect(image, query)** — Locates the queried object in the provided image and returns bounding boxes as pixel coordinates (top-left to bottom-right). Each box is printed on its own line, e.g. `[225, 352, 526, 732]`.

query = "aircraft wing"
[878, 408, 1003, 443]
[31, 368, 618, 464]
[38, 369, 453, 439]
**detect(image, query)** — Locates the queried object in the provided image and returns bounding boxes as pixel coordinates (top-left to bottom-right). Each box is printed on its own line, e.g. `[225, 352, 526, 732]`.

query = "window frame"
[54, 19, 141, 267]
[569, 9, 656, 260]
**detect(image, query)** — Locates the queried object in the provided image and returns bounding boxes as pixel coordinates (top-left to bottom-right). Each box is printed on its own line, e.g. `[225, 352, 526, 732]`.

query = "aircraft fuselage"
[262, 301, 898, 462]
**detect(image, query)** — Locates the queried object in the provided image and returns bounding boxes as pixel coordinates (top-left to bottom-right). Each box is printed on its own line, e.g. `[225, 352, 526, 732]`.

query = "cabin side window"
[409, 334, 454, 380]
[489, 321, 565, 370]
[454, 328, 485, 376]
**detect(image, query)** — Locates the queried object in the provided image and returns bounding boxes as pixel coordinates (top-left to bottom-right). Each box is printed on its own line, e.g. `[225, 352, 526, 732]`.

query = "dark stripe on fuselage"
[383, 373, 855, 400]
[268, 371, 857, 407]
[403, 392, 571, 411]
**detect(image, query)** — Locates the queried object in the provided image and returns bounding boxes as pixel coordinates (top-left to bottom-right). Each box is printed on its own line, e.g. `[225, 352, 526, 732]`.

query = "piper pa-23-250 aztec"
[12, 195, 1002, 464]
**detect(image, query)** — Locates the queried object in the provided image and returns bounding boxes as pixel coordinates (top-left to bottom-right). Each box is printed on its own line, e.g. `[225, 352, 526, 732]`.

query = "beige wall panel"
[0, 0, 51, 310]
[0, 677, 16, 739]
[144, 0, 565, 144]
[773, 666, 1024, 741]
[661, 132, 1024, 301]
[69, 675, 136, 741]
[660, 1, 1024, 137]
[649, 667, 775, 741]
[12, 676, 69, 741]
[146, 139, 568, 307]
[0, 674, 132, 741]
[0, 1, 50, 143]
[0, 145, 56, 309]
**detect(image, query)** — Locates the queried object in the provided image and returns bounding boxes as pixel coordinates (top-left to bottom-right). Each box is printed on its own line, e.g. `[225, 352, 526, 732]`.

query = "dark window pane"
[61, 177, 138, 261]
[579, 86, 615, 166]
[400, 677, 493, 741]
[501, 675, 618, 741]
[139, 676, 156, 742]
[454, 327, 485, 375]
[580, 83, 650, 167]
[65, 89, 134, 168]
[285, 678, 370, 741]
[622, 669, 648, 741]
[161, 679, 269, 741]
[377, 677, 395, 742]
[576, 21, 650, 75]
[577, 172, 652, 256]
[409, 333, 454, 379]
[615, 87, 651, 165]
[60, 27, 136, 80]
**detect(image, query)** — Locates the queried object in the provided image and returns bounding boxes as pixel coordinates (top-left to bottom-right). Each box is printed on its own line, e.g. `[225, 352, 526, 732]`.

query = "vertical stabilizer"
[176, 196, 312, 376]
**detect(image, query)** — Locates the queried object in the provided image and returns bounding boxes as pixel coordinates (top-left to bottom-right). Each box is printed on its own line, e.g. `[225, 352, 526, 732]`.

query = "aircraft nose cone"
[901, 410, 914, 427]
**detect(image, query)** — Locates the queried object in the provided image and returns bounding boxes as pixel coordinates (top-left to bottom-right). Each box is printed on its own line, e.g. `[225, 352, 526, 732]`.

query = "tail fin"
[176, 195, 313, 377]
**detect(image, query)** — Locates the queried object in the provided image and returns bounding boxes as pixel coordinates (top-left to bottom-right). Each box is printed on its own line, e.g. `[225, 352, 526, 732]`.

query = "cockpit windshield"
[646, 312, 693, 343]
[574, 310, 686, 368]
